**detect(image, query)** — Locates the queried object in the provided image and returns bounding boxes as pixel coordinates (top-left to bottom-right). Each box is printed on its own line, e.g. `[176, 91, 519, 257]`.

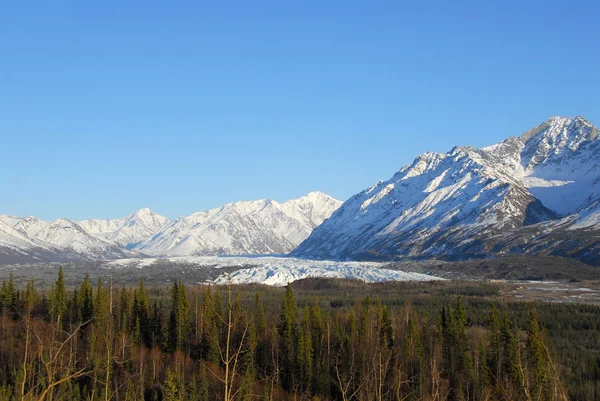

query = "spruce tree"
[0, 273, 17, 312]
[253, 292, 269, 379]
[94, 278, 109, 326]
[6, 272, 16, 308]
[379, 305, 394, 349]
[277, 284, 298, 391]
[527, 310, 549, 400]
[133, 278, 151, 347]
[118, 285, 130, 332]
[201, 286, 220, 363]
[168, 280, 191, 352]
[78, 273, 94, 324]
[49, 266, 67, 325]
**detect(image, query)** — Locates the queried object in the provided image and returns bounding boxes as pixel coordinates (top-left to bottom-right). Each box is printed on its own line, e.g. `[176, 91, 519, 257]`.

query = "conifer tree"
[118, 285, 130, 332]
[133, 278, 151, 347]
[94, 278, 109, 326]
[0, 273, 17, 314]
[309, 297, 327, 395]
[253, 292, 270, 379]
[502, 312, 525, 395]
[379, 305, 394, 349]
[168, 280, 191, 352]
[527, 310, 549, 401]
[297, 307, 314, 393]
[488, 304, 503, 379]
[201, 286, 220, 363]
[78, 273, 94, 324]
[151, 300, 165, 349]
[6, 272, 16, 309]
[277, 283, 298, 391]
[440, 297, 475, 401]
[49, 266, 67, 325]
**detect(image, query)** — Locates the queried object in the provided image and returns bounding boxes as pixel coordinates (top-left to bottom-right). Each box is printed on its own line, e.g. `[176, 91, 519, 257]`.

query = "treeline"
[0, 269, 591, 400]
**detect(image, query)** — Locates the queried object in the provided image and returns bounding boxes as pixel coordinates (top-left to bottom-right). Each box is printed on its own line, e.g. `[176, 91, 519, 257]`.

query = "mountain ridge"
[0, 192, 342, 263]
[136, 191, 342, 257]
[293, 116, 600, 264]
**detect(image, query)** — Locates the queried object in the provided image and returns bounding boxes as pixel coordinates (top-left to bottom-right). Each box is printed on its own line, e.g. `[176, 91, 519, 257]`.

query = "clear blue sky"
[1, 1, 599, 220]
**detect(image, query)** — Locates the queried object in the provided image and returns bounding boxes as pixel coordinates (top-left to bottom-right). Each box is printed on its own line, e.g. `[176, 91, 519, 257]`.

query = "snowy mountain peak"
[136, 191, 342, 257]
[521, 116, 598, 145]
[296, 191, 336, 201]
[79, 208, 171, 249]
[133, 207, 153, 216]
[126, 208, 170, 228]
[293, 117, 599, 263]
[485, 116, 600, 215]
[280, 192, 343, 230]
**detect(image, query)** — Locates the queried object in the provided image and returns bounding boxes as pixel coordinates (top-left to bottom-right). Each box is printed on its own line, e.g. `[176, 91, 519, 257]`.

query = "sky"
[1, 1, 599, 220]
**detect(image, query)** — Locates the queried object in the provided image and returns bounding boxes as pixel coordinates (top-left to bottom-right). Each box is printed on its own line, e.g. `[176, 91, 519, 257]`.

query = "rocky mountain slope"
[293, 116, 600, 265]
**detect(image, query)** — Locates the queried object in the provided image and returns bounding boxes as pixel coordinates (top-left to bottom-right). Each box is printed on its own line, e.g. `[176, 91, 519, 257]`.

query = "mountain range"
[2, 116, 599, 267]
[0, 192, 341, 264]
[293, 116, 600, 265]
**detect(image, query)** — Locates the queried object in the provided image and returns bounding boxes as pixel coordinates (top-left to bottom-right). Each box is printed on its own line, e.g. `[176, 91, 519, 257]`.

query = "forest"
[0, 268, 598, 401]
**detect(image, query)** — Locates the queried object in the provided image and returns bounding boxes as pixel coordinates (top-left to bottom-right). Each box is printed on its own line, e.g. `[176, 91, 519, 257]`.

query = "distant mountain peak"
[299, 191, 335, 199]
[135, 191, 342, 257]
[1, 192, 341, 263]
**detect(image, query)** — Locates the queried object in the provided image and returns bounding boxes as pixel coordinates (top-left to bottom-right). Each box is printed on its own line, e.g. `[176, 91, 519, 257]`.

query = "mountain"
[0, 215, 136, 263]
[79, 208, 171, 249]
[137, 192, 342, 257]
[486, 116, 600, 215]
[0, 218, 72, 264]
[0, 192, 341, 263]
[293, 117, 600, 264]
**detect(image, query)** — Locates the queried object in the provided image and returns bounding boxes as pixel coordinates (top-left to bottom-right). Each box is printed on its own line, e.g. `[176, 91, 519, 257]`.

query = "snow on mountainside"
[0, 219, 68, 263]
[137, 192, 342, 257]
[486, 116, 600, 215]
[80, 208, 171, 248]
[0, 215, 134, 262]
[0, 192, 341, 264]
[12, 217, 138, 260]
[293, 116, 600, 264]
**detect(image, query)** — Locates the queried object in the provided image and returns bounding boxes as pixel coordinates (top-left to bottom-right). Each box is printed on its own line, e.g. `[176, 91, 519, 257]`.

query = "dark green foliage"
[200, 286, 220, 363]
[0, 272, 17, 311]
[440, 296, 475, 400]
[168, 280, 191, 352]
[49, 266, 67, 324]
[277, 284, 298, 391]
[133, 278, 153, 347]
[78, 273, 94, 323]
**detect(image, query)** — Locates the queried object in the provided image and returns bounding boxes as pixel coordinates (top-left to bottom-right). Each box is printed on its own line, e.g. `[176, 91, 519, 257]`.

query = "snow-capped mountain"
[137, 192, 342, 256]
[0, 192, 341, 264]
[79, 208, 171, 249]
[0, 218, 68, 264]
[486, 116, 600, 215]
[293, 117, 600, 264]
[0, 215, 137, 262]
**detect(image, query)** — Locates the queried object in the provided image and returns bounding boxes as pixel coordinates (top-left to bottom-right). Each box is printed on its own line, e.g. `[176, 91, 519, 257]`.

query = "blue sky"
[1, 1, 599, 220]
